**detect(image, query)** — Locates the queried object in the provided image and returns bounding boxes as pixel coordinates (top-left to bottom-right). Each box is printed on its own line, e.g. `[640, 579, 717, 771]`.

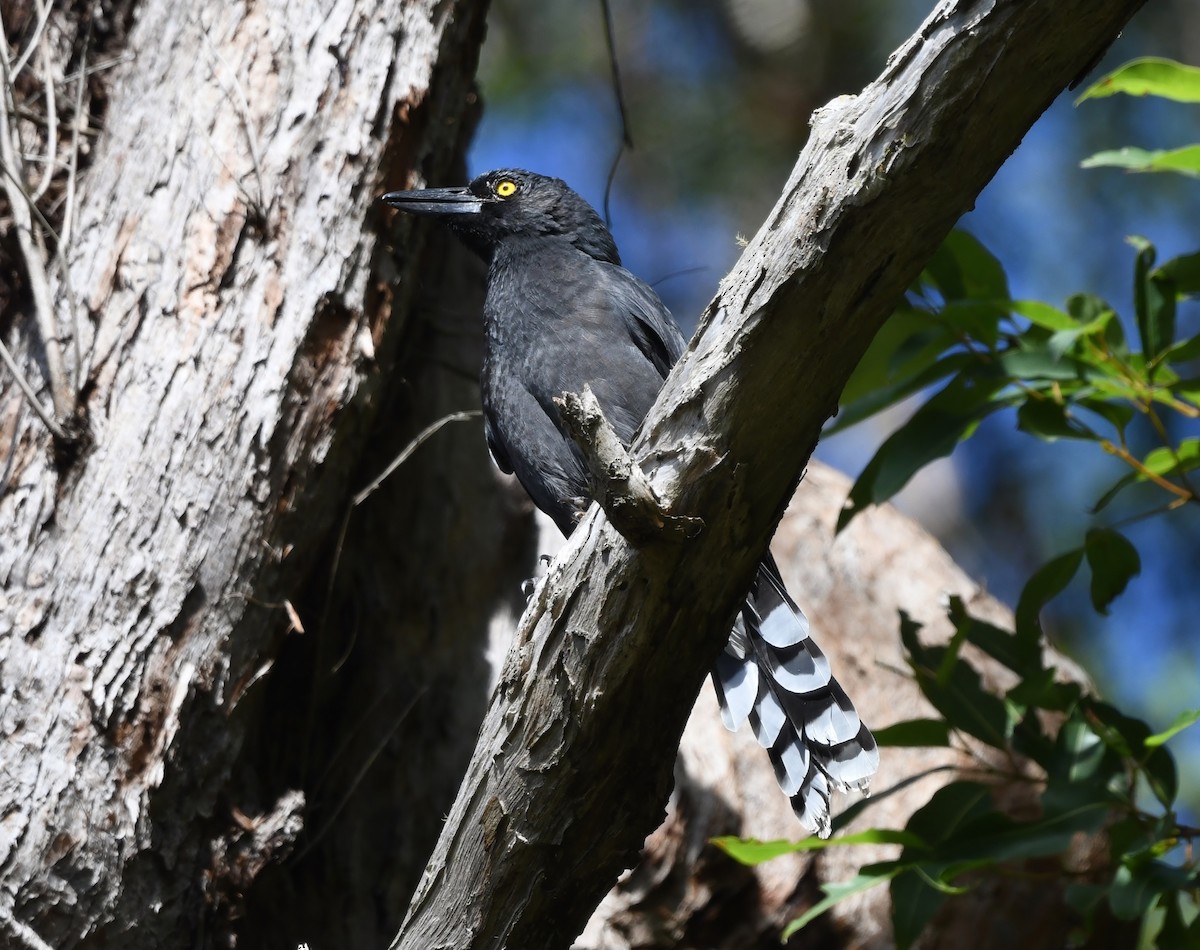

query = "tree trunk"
[0, 2, 506, 948]
[392, 1, 1148, 948]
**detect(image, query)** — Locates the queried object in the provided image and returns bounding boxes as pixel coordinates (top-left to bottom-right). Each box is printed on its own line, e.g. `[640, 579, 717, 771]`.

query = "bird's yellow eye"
[495, 179, 518, 198]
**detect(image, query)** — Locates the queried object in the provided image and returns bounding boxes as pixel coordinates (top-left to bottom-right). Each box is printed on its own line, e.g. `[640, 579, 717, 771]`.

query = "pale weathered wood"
[393, 1, 1148, 947]
[0, 1, 494, 946]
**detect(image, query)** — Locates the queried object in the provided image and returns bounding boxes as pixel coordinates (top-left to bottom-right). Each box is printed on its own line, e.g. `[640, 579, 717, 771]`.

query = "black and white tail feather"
[711, 558, 878, 837]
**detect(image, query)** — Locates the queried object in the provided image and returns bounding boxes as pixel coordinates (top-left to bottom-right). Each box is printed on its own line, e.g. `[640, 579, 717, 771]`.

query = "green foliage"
[1075, 57, 1200, 105]
[1076, 58, 1200, 178]
[1081, 145, 1200, 178]
[717, 67, 1200, 945]
[835, 229, 1200, 532]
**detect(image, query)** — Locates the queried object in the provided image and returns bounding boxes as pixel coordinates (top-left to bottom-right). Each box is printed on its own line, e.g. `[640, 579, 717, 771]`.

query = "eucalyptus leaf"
[1015, 548, 1084, 640]
[1084, 528, 1141, 614]
[838, 371, 1006, 531]
[872, 718, 952, 748]
[1144, 708, 1200, 748]
[1081, 145, 1200, 178]
[1075, 57, 1200, 103]
[1153, 250, 1200, 296]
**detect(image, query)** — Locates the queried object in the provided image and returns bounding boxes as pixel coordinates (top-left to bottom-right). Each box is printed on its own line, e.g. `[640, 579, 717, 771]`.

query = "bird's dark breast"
[481, 240, 667, 533]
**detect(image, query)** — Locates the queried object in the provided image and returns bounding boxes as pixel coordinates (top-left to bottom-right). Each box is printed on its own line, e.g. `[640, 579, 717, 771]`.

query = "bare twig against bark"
[555, 385, 701, 543]
[0, 14, 72, 430]
[392, 1, 1149, 948]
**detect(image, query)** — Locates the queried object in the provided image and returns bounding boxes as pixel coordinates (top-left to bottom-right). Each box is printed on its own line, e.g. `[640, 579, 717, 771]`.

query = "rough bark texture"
[393, 1, 1148, 948]
[0, 2, 504, 948]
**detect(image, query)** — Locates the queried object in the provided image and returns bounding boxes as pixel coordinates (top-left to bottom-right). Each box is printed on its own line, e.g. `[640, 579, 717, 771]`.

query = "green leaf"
[1077, 396, 1135, 436]
[999, 346, 1089, 381]
[1044, 720, 1113, 789]
[1011, 299, 1079, 331]
[1130, 236, 1177, 364]
[1015, 548, 1084, 640]
[891, 870, 948, 949]
[873, 718, 952, 748]
[900, 616, 1012, 750]
[1157, 894, 1196, 948]
[1066, 883, 1108, 916]
[1174, 376, 1200, 409]
[1143, 439, 1200, 479]
[831, 764, 959, 833]
[1008, 670, 1082, 715]
[831, 352, 973, 435]
[1075, 57, 1200, 103]
[837, 307, 951, 408]
[1084, 528, 1141, 614]
[1143, 743, 1179, 808]
[1093, 439, 1200, 511]
[1017, 397, 1097, 442]
[940, 802, 1112, 864]
[1154, 250, 1200, 296]
[782, 872, 896, 940]
[1161, 335, 1200, 364]
[838, 371, 1007, 531]
[1081, 145, 1200, 178]
[712, 828, 928, 866]
[1145, 708, 1200, 748]
[1087, 700, 1149, 759]
[909, 782, 996, 845]
[710, 837, 799, 864]
[1092, 471, 1139, 513]
[1084, 700, 1178, 805]
[922, 230, 1009, 301]
[885, 782, 998, 949]
[946, 595, 1042, 676]
[1110, 861, 1196, 921]
[1007, 705, 1056, 769]
[939, 299, 1007, 346]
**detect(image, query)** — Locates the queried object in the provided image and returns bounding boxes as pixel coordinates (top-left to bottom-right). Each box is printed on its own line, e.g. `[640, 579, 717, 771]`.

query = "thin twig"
[6, 0, 54, 80]
[1099, 438, 1194, 503]
[319, 409, 483, 672]
[599, 0, 632, 227]
[0, 396, 26, 496]
[1143, 401, 1198, 500]
[61, 25, 89, 391]
[0, 336, 64, 438]
[198, 21, 268, 216]
[62, 53, 132, 84]
[0, 27, 72, 426]
[31, 20, 56, 202]
[291, 685, 427, 865]
[351, 410, 482, 506]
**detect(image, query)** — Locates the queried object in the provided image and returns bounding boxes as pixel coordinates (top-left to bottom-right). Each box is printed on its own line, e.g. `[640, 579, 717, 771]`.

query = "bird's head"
[382, 169, 620, 264]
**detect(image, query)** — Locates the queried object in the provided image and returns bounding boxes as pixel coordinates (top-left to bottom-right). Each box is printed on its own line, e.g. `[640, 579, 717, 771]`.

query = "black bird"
[383, 169, 878, 836]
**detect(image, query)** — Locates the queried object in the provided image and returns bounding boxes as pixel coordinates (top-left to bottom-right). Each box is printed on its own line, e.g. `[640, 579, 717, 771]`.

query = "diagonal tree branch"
[393, 1, 1148, 947]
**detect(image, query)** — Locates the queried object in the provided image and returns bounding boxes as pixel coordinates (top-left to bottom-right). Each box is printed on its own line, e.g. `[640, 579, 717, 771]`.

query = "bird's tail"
[710, 559, 878, 838]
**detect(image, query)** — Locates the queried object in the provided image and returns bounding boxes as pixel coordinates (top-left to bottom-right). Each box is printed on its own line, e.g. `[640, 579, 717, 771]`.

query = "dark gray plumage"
[383, 168, 878, 836]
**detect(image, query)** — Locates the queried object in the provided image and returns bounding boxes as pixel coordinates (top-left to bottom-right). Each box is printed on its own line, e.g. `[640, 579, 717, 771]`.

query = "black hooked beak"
[381, 186, 485, 216]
